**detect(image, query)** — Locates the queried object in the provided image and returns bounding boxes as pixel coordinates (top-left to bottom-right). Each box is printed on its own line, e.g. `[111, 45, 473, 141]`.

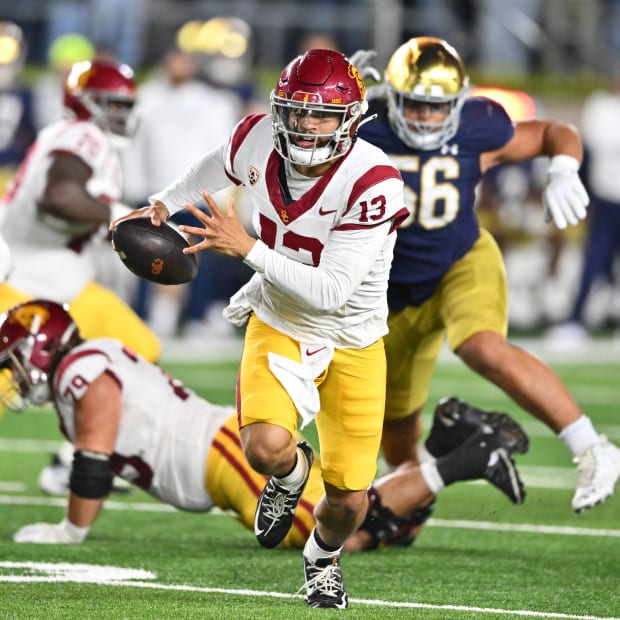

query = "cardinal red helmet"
[64, 59, 137, 139]
[0, 300, 81, 411]
[270, 48, 368, 166]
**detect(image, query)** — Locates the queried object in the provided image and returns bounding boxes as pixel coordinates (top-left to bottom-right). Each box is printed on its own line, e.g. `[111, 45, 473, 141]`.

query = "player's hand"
[13, 518, 90, 544]
[348, 49, 381, 82]
[179, 192, 256, 259]
[108, 201, 170, 231]
[542, 155, 589, 230]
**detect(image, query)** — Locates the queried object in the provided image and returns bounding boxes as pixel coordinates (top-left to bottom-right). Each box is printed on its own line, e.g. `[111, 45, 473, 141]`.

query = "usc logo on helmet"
[348, 64, 366, 100]
[10, 304, 50, 331]
[151, 258, 164, 276]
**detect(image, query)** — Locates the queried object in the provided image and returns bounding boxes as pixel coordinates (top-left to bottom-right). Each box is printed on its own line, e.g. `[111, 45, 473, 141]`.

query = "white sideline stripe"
[0, 438, 64, 452]
[0, 482, 26, 492]
[428, 518, 620, 538]
[1, 494, 618, 538]
[0, 495, 177, 512]
[0, 578, 616, 620]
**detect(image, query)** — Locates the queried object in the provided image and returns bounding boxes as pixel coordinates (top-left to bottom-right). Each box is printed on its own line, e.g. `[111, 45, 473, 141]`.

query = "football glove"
[13, 518, 90, 544]
[542, 155, 589, 230]
[348, 49, 381, 82]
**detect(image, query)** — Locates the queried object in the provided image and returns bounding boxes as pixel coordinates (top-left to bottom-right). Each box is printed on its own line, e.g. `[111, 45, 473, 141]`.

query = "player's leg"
[237, 315, 314, 549]
[382, 301, 444, 467]
[303, 340, 385, 608]
[206, 414, 323, 549]
[447, 229, 620, 512]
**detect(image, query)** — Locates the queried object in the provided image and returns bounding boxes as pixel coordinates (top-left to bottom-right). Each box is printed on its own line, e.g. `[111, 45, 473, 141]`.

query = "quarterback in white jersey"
[111, 49, 408, 609]
[0, 59, 160, 363]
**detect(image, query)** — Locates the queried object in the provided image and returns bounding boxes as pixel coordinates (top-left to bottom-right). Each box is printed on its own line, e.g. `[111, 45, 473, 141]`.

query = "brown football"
[112, 218, 198, 285]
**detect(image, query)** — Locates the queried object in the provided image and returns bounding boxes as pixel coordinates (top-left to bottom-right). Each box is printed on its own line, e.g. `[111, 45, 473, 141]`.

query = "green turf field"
[0, 353, 619, 619]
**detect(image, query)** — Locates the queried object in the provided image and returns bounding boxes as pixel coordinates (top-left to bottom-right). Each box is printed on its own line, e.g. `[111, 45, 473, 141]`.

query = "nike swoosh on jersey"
[318, 206, 338, 215]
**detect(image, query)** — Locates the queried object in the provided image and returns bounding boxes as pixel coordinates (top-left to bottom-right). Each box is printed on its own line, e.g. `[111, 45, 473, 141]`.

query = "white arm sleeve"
[244, 222, 392, 312]
[148, 144, 232, 217]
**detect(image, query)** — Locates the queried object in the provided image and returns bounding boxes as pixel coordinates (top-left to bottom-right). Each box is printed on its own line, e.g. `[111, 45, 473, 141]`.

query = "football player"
[0, 58, 160, 363]
[1, 298, 320, 548]
[3, 300, 527, 551]
[109, 48, 410, 609]
[355, 37, 620, 513]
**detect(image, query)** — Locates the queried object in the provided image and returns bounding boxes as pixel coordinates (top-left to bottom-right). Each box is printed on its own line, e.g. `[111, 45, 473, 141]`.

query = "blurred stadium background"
[2, 0, 620, 353]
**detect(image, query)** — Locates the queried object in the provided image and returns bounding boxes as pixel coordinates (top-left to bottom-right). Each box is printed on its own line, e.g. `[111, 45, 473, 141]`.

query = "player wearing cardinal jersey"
[0, 59, 159, 363]
[4, 300, 322, 547]
[356, 37, 620, 515]
[112, 49, 407, 609]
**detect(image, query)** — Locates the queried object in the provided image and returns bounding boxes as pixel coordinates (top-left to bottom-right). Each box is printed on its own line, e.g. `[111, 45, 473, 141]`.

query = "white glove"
[348, 49, 381, 82]
[542, 155, 589, 229]
[13, 518, 90, 544]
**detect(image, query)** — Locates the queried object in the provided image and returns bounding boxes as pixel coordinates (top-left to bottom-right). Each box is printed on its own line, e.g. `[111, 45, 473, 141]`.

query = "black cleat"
[425, 397, 530, 458]
[303, 554, 348, 609]
[436, 426, 526, 504]
[254, 441, 314, 548]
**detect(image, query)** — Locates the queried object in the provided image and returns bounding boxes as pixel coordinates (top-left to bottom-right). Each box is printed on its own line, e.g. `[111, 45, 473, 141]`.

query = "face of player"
[287, 108, 341, 147]
[401, 100, 450, 132]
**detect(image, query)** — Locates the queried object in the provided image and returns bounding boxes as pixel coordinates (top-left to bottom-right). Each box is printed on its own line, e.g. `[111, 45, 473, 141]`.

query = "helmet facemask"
[0, 301, 80, 411]
[271, 92, 364, 166]
[0, 318, 51, 411]
[386, 88, 467, 150]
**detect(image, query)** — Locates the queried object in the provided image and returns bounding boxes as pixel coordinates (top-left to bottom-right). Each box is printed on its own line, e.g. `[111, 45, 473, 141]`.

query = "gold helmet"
[385, 37, 469, 150]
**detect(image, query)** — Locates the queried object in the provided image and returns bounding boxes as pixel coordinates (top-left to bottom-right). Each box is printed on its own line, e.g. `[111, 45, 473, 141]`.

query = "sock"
[420, 461, 445, 494]
[559, 415, 600, 457]
[417, 442, 437, 464]
[303, 527, 341, 562]
[276, 445, 309, 491]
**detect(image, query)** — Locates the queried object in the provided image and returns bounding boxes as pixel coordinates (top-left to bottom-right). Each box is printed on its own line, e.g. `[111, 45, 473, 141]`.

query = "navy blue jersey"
[358, 96, 514, 308]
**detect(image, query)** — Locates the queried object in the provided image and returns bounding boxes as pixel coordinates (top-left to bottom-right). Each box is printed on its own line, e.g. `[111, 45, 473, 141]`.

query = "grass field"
[0, 345, 619, 619]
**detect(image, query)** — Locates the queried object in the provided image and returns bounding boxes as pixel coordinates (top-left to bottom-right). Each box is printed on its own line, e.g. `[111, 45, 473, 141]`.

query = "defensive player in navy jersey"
[356, 37, 620, 515]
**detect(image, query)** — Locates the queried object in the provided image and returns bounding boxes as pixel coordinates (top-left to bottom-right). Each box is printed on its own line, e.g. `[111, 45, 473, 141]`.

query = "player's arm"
[109, 145, 231, 230]
[181, 185, 401, 312]
[13, 373, 121, 544]
[38, 152, 112, 225]
[481, 119, 583, 169]
[66, 372, 122, 529]
[482, 119, 589, 230]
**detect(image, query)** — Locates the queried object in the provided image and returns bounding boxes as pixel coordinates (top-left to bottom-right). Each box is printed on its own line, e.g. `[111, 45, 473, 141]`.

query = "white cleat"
[38, 460, 71, 496]
[572, 436, 620, 513]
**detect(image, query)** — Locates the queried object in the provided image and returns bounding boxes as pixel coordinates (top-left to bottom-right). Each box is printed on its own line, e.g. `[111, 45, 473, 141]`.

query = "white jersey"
[53, 338, 234, 511]
[151, 114, 408, 348]
[0, 119, 122, 301]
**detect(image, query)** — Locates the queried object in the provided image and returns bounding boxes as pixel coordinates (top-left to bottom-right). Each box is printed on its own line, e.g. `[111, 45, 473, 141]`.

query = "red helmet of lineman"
[64, 59, 137, 138]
